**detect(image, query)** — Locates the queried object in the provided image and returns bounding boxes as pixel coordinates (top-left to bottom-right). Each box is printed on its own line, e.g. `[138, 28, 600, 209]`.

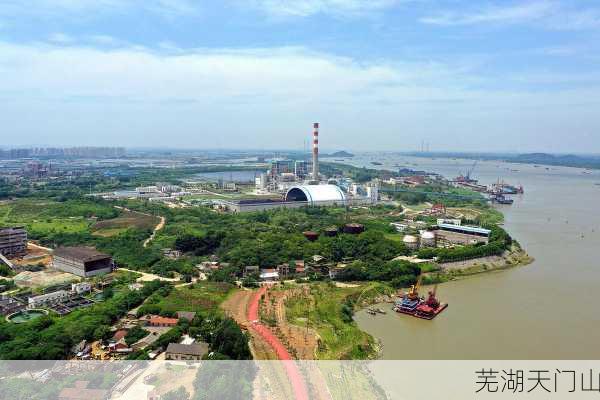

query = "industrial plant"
[214, 123, 379, 212]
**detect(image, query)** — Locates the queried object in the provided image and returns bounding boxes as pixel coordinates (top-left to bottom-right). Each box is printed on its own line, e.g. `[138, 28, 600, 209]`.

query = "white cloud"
[0, 0, 199, 20]
[1, 40, 599, 151]
[420, 1, 600, 30]
[246, 0, 400, 18]
[420, 1, 557, 26]
[48, 32, 74, 44]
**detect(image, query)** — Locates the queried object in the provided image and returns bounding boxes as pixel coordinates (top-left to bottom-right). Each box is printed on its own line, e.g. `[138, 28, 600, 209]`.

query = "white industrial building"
[28, 290, 70, 308]
[284, 184, 347, 206]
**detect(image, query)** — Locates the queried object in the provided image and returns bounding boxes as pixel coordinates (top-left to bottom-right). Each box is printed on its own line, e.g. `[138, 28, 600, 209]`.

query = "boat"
[393, 277, 423, 316]
[393, 296, 421, 315]
[414, 285, 448, 320]
[491, 193, 514, 205]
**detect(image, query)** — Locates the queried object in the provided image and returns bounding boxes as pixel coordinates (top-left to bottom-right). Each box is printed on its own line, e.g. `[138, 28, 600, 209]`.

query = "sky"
[1, 0, 600, 153]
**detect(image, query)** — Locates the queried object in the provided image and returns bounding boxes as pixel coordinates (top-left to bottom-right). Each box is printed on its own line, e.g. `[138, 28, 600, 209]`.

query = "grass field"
[0, 200, 99, 241]
[91, 210, 159, 237]
[285, 282, 392, 359]
[147, 281, 235, 316]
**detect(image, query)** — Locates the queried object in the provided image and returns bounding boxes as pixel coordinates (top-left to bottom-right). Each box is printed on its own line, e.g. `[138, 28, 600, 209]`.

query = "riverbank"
[424, 244, 534, 284]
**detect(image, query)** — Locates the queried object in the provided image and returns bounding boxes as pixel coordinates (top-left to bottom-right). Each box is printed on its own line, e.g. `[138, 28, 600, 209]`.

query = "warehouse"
[435, 223, 491, 245]
[52, 246, 114, 277]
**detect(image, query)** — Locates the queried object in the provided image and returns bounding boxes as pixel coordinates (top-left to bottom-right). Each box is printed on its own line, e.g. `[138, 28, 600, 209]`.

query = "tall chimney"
[312, 122, 319, 181]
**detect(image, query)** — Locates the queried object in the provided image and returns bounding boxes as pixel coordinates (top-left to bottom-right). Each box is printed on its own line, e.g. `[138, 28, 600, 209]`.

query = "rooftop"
[54, 246, 111, 262]
[149, 316, 179, 325]
[166, 342, 209, 357]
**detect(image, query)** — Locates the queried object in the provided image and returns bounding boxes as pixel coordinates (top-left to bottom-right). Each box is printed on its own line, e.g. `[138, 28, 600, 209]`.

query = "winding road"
[247, 286, 309, 400]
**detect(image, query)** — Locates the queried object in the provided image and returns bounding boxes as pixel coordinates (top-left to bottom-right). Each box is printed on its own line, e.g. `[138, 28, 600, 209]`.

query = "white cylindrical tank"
[420, 231, 437, 247]
[403, 234, 419, 250]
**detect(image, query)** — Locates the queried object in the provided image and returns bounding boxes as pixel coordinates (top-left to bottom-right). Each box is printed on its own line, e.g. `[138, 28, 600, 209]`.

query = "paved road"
[247, 286, 309, 400]
[117, 268, 179, 283]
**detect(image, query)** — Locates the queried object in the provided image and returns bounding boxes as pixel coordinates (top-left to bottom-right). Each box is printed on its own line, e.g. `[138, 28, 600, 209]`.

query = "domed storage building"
[420, 231, 437, 247]
[284, 184, 346, 206]
[403, 234, 419, 250]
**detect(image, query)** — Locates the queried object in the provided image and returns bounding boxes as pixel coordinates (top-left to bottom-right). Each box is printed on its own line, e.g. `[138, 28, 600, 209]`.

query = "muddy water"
[351, 155, 600, 359]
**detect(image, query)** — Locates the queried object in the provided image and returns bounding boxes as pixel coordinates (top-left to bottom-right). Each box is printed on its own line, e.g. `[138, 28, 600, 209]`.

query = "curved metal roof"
[284, 184, 346, 205]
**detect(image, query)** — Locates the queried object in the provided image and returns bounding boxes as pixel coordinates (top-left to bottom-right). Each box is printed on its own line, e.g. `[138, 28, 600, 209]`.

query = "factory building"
[294, 161, 309, 179]
[435, 223, 491, 245]
[0, 226, 27, 258]
[28, 290, 70, 308]
[284, 184, 346, 206]
[52, 246, 114, 277]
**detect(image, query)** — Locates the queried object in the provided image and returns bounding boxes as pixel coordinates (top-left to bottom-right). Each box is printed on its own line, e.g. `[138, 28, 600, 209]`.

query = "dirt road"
[143, 215, 166, 248]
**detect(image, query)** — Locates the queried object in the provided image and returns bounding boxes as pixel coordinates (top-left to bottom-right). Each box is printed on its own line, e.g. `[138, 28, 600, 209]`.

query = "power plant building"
[284, 184, 346, 206]
[0, 226, 27, 258]
[52, 246, 114, 277]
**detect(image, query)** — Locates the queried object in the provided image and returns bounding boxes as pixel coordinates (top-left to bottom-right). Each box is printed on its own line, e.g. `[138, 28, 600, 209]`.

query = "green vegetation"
[124, 325, 150, 346]
[336, 260, 421, 288]
[137, 281, 234, 317]
[0, 280, 171, 359]
[417, 225, 513, 263]
[192, 360, 256, 400]
[286, 282, 393, 359]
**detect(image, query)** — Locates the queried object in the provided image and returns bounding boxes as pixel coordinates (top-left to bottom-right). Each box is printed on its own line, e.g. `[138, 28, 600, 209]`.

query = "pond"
[6, 309, 49, 323]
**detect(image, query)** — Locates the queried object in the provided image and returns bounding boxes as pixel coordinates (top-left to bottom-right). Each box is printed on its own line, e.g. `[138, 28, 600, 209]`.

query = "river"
[349, 155, 600, 359]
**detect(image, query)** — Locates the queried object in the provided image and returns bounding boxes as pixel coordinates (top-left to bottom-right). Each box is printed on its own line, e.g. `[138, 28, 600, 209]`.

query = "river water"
[350, 155, 600, 359]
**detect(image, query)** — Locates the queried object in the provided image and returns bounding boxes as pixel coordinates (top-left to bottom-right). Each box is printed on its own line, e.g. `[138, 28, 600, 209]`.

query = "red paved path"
[248, 286, 309, 400]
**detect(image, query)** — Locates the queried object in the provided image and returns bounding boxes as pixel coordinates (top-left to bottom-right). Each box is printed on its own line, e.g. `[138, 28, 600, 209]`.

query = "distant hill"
[323, 151, 354, 158]
[405, 151, 600, 170]
[513, 153, 600, 169]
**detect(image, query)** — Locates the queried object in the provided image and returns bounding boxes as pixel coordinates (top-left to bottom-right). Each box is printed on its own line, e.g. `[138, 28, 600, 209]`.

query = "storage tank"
[403, 234, 419, 250]
[343, 223, 365, 234]
[324, 227, 339, 237]
[303, 231, 319, 242]
[420, 231, 437, 247]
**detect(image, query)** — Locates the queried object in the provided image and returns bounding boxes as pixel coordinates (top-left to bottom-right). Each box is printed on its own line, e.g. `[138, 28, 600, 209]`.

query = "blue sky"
[1, 0, 600, 152]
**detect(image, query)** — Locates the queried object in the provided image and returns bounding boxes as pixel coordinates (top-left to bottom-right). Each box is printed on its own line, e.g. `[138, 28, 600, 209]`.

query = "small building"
[112, 329, 129, 342]
[294, 260, 306, 276]
[128, 283, 144, 291]
[58, 381, 107, 400]
[328, 264, 347, 280]
[71, 282, 92, 295]
[147, 316, 179, 327]
[28, 290, 70, 308]
[243, 265, 259, 277]
[0, 226, 27, 258]
[0, 297, 25, 316]
[53, 247, 114, 278]
[165, 342, 209, 361]
[176, 311, 196, 322]
[390, 222, 408, 233]
[277, 263, 291, 279]
[259, 269, 279, 282]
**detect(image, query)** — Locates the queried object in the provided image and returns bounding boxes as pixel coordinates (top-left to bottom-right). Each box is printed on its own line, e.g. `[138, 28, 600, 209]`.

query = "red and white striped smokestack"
[312, 122, 319, 181]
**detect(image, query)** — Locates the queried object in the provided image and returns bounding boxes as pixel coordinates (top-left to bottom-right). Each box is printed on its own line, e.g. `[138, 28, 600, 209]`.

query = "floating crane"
[407, 275, 422, 301]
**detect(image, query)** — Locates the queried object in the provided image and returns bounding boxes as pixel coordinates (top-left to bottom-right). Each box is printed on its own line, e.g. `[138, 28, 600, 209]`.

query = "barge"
[393, 281, 448, 320]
